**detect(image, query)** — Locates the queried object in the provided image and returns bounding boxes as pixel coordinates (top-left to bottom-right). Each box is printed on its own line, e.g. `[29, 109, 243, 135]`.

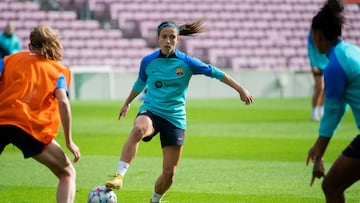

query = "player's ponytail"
[157, 18, 207, 36]
[29, 25, 63, 61]
[178, 18, 207, 36]
[311, 0, 345, 41]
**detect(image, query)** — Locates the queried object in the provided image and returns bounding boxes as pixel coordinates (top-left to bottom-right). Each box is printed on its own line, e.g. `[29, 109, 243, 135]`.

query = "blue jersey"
[307, 32, 329, 70]
[132, 49, 225, 130]
[319, 40, 360, 138]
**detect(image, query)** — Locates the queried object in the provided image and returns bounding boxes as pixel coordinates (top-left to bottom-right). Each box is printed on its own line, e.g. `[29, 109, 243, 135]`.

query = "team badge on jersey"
[176, 68, 184, 76]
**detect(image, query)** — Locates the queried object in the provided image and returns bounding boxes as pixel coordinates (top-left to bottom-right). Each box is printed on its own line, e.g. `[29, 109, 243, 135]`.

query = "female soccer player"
[0, 25, 80, 203]
[307, 31, 328, 121]
[306, 0, 360, 202]
[105, 19, 253, 203]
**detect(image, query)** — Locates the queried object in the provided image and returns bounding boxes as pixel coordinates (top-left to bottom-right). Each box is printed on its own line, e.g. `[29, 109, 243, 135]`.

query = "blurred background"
[1, 0, 359, 100]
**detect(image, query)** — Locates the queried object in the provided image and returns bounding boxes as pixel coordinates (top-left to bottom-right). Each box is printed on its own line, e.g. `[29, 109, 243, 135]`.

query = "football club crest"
[176, 68, 184, 76]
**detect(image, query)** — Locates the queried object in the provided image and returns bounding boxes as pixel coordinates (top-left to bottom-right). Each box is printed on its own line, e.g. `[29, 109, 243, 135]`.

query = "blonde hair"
[30, 25, 63, 61]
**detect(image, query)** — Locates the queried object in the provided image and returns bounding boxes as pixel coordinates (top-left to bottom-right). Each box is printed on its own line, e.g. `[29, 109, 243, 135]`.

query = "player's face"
[158, 27, 179, 55]
[5, 25, 14, 36]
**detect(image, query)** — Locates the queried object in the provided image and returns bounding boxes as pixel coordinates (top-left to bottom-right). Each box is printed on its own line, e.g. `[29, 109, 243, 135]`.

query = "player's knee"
[132, 123, 148, 140]
[61, 162, 76, 180]
[322, 178, 332, 194]
[322, 178, 342, 197]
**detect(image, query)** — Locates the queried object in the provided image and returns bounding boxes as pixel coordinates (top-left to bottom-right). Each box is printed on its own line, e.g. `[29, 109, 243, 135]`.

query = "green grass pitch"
[1, 98, 360, 202]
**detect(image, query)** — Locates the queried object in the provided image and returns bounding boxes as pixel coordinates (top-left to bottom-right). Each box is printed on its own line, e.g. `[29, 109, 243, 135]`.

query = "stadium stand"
[1, 0, 359, 71]
[0, 0, 153, 70]
[102, 0, 360, 70]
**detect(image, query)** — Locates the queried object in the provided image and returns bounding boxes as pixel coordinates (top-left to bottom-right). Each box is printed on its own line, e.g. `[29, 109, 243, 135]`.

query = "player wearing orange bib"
[0, 25, 80, 203]
[0, 52, 70, 143]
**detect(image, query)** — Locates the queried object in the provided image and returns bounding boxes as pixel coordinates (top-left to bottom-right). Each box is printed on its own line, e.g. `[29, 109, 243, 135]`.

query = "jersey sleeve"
[56, 73, 68, 91]
[180, 52, 225, 80]
[0, 58, 4, 73]
[132, 57, 148, 93]
[132, 77, 146, 93]
[210, 66, 225, 80]
[307, 41, 317, 68]
[319, 50, 348, 138]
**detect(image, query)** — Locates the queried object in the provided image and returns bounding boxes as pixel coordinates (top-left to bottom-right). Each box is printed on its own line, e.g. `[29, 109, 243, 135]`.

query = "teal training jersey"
[132, 49, 225, 130]
[319, 40, 360, 138]
[307, 32, 328, 70]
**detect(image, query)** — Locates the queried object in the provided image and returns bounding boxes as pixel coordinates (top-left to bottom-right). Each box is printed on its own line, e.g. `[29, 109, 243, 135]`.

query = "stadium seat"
[2, 0, 359, 71]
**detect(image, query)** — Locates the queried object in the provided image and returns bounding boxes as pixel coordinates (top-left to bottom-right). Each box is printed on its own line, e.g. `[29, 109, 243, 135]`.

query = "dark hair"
[157, 18, 207, 36]
[311, 0, 345, 42]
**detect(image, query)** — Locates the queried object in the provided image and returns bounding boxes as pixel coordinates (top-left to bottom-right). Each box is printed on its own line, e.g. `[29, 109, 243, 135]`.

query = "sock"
[116, 161, 129, 176]
[318, 106, 324, 118]
[311, 107, 317, 120]
[151, 192, 164, 203]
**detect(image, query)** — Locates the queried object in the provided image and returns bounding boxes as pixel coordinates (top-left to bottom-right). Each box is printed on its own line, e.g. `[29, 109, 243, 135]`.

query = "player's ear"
[28, 43, 32, 51]
[156, 35, 160, 42]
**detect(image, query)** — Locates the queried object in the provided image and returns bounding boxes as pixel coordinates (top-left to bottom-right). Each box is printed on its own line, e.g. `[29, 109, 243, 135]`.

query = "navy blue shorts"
[0, 125, 46, 158]
[343, 134, 360, 159]
[138, 110, 185, 147]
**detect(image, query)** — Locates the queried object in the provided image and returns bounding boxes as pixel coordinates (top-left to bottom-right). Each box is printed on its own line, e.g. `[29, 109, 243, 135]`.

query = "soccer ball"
[87, 185, 117, 203]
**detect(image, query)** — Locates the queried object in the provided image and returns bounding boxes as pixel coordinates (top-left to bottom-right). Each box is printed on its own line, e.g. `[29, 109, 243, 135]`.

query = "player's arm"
[55, 74, 80, 163]
[221, 73, 253, 105]
[55, 88, 71, 142]
[319, 58, 348, 138]
[210, 65, 253, 105]
[118, 60, 148, 119]
[118, 89, 141, 119]
[306, 136, 329, 186]
[118, 75, 146, 120]
[184, 54, 253, 104]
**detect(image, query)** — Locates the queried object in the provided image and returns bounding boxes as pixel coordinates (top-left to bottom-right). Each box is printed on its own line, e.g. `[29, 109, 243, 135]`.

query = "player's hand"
[118, 103, 130, 120]
[239, 89, 253, 105]
[310, 158, 325, 186]
[306, 146, 325, 186]
[67, 141, 81, 163]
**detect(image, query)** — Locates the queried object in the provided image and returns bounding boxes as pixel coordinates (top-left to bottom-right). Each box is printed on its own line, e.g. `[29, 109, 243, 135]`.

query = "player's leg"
[106, 114, 155, 189]
[322, 135, 360, 203]
[151, 145, 183, 203]
[32, 140, 76, 203]
[0, 125, 11, 155]
[120, 114, 155, 163]
[322, 155, 360, 203]
[312, 68, 324, 121]
[315, 74, 324, 118]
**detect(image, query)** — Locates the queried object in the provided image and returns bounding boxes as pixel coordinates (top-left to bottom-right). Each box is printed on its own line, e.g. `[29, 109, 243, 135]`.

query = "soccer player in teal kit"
[307, 0, 360, 202]
[105, 19, 253, 203]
